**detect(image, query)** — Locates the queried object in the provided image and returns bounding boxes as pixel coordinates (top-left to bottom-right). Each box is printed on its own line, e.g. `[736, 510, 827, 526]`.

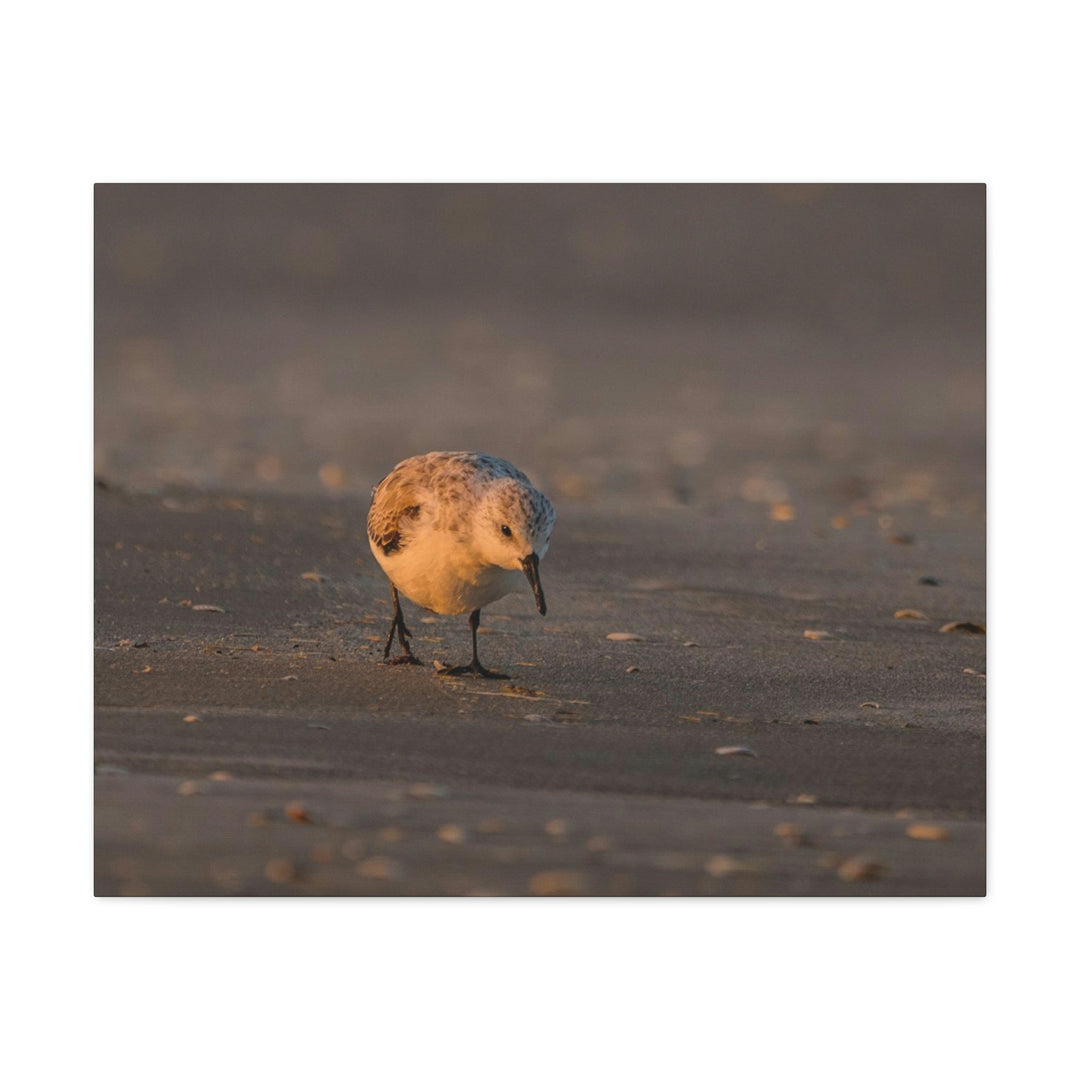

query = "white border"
[7, 2, 1075, 1076]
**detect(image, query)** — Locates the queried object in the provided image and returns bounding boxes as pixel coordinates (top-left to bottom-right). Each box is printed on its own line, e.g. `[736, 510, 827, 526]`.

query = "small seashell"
[263, 858, 297, 884]
[939, 621, 986, 634]
[191, 604, 226, 613]
[894, 609, 927, 620]
[407, 782, 448, 799]
[774, 823, 806, 844]
[704, 855, 742, 878]
[803, 629, 832, 641]
[285, 800, 313, 823]
[356, 856, 403, 881]
[528, 870, 585, 896]
[714, 745, 758, 757]
[837, 857, 885, 882]
[906, 823, 950, 841]
[606, 632, 644, 642]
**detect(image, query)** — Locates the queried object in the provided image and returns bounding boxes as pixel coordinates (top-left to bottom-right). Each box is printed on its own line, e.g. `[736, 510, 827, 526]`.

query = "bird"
[367, 451, 556, 677]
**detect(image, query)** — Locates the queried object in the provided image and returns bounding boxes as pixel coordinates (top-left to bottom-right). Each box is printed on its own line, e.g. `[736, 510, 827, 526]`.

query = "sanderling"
[367, 451, 556, 678]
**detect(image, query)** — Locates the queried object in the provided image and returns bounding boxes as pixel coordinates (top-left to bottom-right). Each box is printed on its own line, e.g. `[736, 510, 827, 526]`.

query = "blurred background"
[94, 184, 984, 513]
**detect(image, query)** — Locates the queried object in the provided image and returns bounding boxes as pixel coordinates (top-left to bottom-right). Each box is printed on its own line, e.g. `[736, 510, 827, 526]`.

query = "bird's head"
[474, 478, 555, 614]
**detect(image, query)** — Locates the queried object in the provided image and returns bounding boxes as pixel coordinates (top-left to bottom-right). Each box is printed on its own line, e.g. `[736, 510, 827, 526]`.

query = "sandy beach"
[95, 481, 984, 896]
[94, 184, 985, 896]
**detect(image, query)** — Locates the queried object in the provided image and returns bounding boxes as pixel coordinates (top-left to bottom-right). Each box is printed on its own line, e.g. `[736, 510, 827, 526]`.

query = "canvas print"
[94, 183, 986, 896]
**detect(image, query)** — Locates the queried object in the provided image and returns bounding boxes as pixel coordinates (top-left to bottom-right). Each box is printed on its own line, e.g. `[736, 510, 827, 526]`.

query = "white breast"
[369, 529, 522, 616]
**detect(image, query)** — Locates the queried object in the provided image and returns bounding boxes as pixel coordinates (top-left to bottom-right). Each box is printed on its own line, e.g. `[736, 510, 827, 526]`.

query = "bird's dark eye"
[501, 525, 512, 537]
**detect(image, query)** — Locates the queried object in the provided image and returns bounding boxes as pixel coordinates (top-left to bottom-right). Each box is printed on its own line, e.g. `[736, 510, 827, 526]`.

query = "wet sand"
[94, 483, 985, 896]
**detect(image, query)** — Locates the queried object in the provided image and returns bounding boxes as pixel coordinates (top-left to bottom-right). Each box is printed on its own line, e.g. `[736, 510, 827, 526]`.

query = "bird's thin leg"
[439, 608, 508, 679]
[382, 586, 422, 666]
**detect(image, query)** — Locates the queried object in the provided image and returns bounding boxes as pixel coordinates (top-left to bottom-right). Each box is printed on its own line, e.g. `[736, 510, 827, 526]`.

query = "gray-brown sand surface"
[94, 184, 985, 896]
[94, 483, 985, 896]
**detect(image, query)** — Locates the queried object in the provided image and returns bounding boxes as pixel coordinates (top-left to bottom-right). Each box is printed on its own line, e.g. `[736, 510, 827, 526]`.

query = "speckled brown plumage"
[366, 451, 556, 675]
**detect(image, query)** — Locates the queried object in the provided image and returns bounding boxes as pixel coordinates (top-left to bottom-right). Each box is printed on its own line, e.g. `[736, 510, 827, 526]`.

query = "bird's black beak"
[521, 553, 546, 615]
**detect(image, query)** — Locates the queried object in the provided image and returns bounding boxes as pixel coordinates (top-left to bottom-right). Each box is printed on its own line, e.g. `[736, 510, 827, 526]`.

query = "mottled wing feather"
[367, 471, 422, 556]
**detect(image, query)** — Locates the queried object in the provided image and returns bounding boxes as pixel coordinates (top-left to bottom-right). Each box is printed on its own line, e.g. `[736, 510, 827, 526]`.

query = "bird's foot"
[437, 660, 509, 679]
[384, 653, 423, 667]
